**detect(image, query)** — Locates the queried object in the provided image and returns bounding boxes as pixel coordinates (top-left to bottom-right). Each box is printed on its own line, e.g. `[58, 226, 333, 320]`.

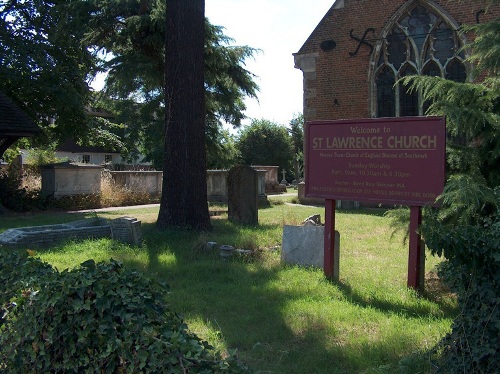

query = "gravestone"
[228, 165, 258, 225]
[110, 217, 143, 246]
[255, 169, 267, 199]
[206, 170, 229, 202]
[41, 161, 103, 198]
[282, 225, 340, 271]
[8, 155, 23, 188]
[280, 169, 287, 185]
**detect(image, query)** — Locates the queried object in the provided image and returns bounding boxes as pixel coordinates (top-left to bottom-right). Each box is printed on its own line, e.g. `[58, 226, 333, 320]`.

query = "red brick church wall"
[294, 0, 499, 122]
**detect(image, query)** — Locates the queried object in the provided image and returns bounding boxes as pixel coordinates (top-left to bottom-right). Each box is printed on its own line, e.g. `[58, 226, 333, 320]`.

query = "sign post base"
[408, 206, 424, 291]
[324, 199, 339, 281]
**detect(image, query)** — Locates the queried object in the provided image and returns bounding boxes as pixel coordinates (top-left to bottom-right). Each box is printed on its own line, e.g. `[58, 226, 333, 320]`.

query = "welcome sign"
[305, 117, 446, 206]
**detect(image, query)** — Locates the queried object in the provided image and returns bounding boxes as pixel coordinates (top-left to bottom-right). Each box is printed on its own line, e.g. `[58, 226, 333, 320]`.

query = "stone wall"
[39, 167, 275, 202]
[110, 171, 163, 195]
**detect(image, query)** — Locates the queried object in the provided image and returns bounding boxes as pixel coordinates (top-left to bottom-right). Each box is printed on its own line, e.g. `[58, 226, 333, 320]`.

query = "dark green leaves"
[0, 256, 251, 372]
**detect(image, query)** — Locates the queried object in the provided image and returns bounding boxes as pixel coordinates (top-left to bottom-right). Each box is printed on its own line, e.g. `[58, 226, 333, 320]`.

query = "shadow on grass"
[115, 219, 444, 373]
[120, 240, 338, 371]
[333, 279, 457, 320]
[0, 210, 448, 373]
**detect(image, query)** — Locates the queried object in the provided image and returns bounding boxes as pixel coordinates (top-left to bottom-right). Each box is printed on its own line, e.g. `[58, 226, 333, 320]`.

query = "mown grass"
[0, 202, 456, 373]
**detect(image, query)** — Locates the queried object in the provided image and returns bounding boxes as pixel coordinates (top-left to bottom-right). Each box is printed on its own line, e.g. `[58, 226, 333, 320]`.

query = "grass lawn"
[0, 198, 456, 373]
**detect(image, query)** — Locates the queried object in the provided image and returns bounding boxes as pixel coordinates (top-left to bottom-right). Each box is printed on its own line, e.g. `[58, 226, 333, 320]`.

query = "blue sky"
[206, 0, 334, 127]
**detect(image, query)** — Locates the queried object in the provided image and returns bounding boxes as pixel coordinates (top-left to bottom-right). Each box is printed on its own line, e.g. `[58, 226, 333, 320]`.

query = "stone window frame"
[368, 0, 470, 118]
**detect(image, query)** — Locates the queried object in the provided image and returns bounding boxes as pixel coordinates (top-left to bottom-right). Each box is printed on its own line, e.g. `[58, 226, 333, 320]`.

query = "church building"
[294, 0, 499, 122]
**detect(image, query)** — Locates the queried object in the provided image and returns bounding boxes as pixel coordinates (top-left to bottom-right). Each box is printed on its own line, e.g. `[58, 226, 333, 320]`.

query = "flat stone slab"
[0, 216, 143, 248]
[0, 218, 110, 248]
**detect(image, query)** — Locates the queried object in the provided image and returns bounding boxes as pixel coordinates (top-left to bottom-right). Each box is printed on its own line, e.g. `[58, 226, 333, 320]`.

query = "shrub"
[0, 168, 46, 212]
[0, 250, 54, 328]
[0, 259, 250, 373]
[422, 188, 500, 373]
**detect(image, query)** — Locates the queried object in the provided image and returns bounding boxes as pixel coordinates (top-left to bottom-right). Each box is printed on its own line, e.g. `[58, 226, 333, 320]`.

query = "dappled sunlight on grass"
[0, 203, 456, 373]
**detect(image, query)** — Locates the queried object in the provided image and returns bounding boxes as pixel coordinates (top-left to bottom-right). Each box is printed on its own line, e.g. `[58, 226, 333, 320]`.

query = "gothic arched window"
[373, 3, 467, 117]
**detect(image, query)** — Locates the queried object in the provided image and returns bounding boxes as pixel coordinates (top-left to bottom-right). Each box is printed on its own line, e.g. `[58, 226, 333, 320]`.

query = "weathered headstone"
[110, 217, 143, 246]
[280, 169, 287, 185]
[282, 225, 340, 272]
[255, 169, 267, 199]
[8, 155, 23, 188]
[228, 165, 258, 225]
[206, 170, 229, 202]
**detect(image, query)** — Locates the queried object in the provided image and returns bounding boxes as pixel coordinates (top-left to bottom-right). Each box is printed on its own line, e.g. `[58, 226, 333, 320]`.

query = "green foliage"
[398, 14, 500, 372]
[0, 168, 45, 212]
[237, 119, 294, 177]
[384, 206, 410, 243]
[288, 114, 304, 180]
[422, 194, 500, 373]
[0, 258, 251, 373]
[86, 1, 259, 169]
[462, 12, 500, 76]
[207, 129, 240, 170]
[1, 139, 30, 164]
[24, 147, 63, 168]
[436, 174, 498, 226]
[0, 251, 54, 328]
[288, 114, 304, 155]
[0, 0, 98, 144]
[400, 74, 500, 187]
[1, 0, 258, 165]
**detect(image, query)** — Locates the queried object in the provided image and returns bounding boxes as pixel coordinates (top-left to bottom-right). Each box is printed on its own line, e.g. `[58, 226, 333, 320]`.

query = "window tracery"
[374, 3, 467, 117]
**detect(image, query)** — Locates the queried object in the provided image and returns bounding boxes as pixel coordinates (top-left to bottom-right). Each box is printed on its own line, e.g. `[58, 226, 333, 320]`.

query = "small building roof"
[0, 92, 40, 136]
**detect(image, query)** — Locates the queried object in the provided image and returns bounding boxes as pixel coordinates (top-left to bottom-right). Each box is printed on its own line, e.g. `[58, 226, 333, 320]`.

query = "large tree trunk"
[157, 0, 211, 230]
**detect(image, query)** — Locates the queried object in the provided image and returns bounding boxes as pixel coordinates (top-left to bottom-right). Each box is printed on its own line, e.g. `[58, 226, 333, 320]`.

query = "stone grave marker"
[282, 223, 340, 272]
[228, 165, 258, 225]
[280, 169, 287, 185]
[110, 217, 143, 246]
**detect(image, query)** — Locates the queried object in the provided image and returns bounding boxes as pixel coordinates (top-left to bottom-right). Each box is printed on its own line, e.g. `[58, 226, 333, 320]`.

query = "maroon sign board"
[305, 117, 446, 206]
[305, 117, 446, 290]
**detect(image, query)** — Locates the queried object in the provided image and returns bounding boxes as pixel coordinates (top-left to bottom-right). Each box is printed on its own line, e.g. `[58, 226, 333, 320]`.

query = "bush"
[0, 169, 46, 212]
[423, 197, 500, 373]
[0, 259, 250, 373]
[0, 250, 54, 328]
